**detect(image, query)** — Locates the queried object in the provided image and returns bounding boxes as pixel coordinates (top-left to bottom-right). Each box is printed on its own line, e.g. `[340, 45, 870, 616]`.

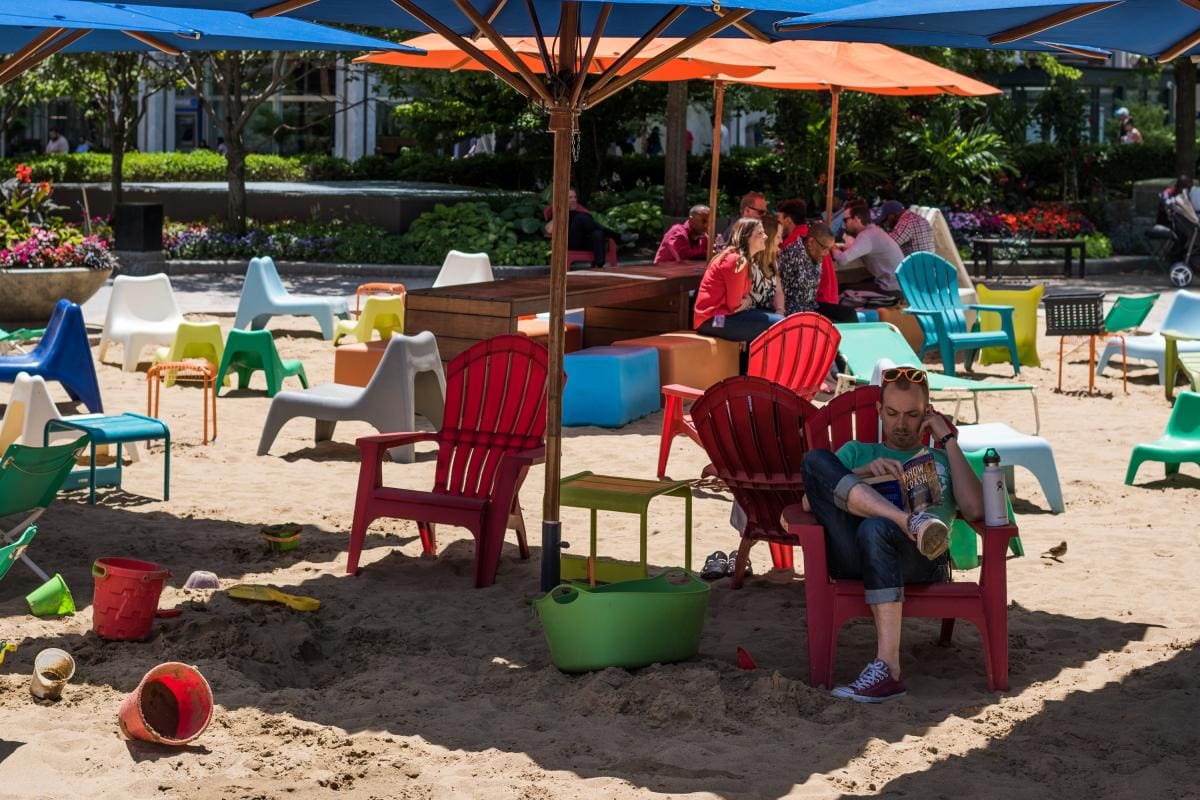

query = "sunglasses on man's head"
[882, 367, 927, 384]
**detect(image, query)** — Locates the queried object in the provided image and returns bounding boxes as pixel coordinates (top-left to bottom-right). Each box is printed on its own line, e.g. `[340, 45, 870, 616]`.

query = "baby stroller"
[1146, 194, 1198, 287]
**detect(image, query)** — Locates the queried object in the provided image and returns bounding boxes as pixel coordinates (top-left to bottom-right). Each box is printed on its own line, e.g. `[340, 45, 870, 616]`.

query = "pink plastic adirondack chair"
[659, 313, 839, 569]
[348, 335, 549, 588]
[689, 376, 818, 589]
[786, 385, 1016, 691]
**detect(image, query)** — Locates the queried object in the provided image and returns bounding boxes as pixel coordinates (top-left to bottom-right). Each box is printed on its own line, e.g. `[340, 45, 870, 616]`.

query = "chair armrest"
[355, 431, 437, 461]
[1161, 329, 1200, 342]
[966, 303, 1015, 316]
[502, 446, 546, 469]
[662, 383, 704, 401]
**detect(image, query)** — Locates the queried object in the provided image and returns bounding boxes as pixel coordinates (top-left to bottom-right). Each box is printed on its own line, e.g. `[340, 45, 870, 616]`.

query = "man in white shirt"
[44, 128, 69, 154]
[833, 203, 904, 293]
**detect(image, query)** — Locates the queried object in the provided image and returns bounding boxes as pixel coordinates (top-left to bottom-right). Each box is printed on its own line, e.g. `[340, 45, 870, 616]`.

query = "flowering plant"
[0, 168, 117, 270]
[946, 203, 1095, 246]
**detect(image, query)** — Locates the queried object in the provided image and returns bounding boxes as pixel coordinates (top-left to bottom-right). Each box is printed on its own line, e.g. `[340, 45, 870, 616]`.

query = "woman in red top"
[693, 217, 782, 369]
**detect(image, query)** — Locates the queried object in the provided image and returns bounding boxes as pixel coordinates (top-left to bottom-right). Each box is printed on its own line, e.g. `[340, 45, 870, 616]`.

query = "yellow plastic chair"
[333, 294, 405, 345]
[152, 321, 226, 387]
[976, 283, 1044, 368]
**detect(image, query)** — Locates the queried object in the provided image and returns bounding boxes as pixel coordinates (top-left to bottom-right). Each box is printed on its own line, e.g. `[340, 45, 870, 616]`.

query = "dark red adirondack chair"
[786, 384, 1017, 691]
[659, 313, 839, 570]
[348, 335, 549, 588]
[689, 376, 818, 589]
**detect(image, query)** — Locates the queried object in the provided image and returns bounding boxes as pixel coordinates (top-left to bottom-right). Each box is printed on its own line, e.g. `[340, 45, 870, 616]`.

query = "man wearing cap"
[880, 200, 935, 258]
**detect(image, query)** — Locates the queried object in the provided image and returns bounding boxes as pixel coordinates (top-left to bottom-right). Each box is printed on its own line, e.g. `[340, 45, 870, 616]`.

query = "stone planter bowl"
[0, 267, 112, 323]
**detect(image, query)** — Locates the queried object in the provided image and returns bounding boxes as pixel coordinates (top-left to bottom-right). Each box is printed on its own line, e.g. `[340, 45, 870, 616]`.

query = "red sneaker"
[831, 659, 908, 703]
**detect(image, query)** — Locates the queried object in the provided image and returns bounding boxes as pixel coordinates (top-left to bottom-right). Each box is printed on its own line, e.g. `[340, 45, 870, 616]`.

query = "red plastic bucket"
[119, 662, 213, 745]
[92, 558, 171, 641]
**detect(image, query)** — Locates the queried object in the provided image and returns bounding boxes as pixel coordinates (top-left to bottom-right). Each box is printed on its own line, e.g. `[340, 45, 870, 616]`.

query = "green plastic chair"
[215, 329, 308, 398]
[948, 449, 1022, 570]
[1126, 391, 1200, 484]
[0, 328, 45, 353]
[835, 322, 1041, 433]
[897, 253, 1020, 377]
[0, 526, 37, 583]
[1097, 294, 1159, 394]
[0, 437, 89, 583]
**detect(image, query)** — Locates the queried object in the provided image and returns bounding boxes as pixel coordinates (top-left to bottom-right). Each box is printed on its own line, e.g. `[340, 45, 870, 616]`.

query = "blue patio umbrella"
[0, 0, 417, 85]
[111, 0, 833, 589]
[777, 0, 1200, 63]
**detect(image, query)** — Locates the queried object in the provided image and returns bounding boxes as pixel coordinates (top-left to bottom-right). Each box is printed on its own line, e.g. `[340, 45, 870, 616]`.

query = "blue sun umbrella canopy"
[0, 0, 419, 55]
[776, 0, 1200, 63]
[108, 0, 819, 42]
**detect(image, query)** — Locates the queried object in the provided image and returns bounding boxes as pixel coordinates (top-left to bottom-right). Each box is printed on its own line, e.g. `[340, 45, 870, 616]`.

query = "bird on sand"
[1041, 541, 1067, 561]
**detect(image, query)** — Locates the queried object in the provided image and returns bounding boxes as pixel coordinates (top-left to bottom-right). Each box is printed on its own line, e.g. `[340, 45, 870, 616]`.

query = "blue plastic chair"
[233, 256, 350, 340]
[897, 253, 1020, 377]
[0, 300, 102, 413]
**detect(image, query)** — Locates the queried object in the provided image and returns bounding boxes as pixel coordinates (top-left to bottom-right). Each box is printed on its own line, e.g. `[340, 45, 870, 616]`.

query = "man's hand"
[920, 405, 953, 443]
[858, 457, 905, 479]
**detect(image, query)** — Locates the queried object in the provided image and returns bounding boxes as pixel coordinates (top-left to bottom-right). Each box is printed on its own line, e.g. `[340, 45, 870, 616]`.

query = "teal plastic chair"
[215, 329, 309, 398]
[233, 256, 349, 340]
[897, 253, 1020, 377]
[1126, 391, 1200, 484]
[0, 437, 89, 582]
[948, 449, 1022, 570]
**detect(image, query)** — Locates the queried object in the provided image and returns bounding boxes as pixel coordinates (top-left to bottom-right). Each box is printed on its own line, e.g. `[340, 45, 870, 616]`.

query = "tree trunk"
[664, 80, 688, 217]
[1175, 56, 1197, 178]
[226, 138, 248, 235]
[111, 125, 125, 206]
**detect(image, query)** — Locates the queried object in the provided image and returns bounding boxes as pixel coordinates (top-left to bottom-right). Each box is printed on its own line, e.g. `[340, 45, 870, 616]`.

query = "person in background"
[44, 128, 69, 154]
[655, 204, 710, 264]
[880, 200, 935, 258]
[74, 139, 90, 153]
[833, 203, 904, 294]
[750, 214, 782, 314]
[646, 126, 663, 156]
[693, 217, 782, 369]
[720, 190, 769, 244]
[829, 188, 848, 238]
[216, 136, 228, 156]
[1120, 117, 1143, 145]
[775, 200, 856, 323]
[544, 187, 620, 269]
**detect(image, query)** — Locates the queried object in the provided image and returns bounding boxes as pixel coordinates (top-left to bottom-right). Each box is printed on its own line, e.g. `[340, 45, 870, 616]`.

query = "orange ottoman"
[612, 331, 740, 395]
[517, 318, 583, 353]
[334, 340, 387, 387]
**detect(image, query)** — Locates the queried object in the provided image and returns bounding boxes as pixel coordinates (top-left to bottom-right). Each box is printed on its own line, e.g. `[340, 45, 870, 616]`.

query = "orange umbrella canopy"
[357, 34, 773, 83]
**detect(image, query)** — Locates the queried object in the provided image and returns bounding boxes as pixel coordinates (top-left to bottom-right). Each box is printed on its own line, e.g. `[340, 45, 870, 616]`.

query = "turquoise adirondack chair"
[897, 253, 1020, 378]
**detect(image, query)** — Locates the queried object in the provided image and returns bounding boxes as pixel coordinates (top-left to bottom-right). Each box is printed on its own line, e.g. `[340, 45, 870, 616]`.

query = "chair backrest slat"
[747, 313, 840, 399]
[897, 253, 968, 340]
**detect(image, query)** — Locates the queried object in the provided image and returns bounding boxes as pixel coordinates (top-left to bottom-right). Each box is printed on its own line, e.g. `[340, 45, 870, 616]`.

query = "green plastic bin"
[534, 570, 710, 672]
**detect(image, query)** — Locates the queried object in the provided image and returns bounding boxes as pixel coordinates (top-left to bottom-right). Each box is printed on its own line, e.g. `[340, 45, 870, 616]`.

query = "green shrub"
[596, 200, 664, 243]
[1083, 231, 1113, 259]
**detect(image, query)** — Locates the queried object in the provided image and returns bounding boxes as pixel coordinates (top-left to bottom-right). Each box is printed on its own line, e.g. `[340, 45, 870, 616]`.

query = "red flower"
[15, 164, 31, 183]
[38, 181, 51, 195]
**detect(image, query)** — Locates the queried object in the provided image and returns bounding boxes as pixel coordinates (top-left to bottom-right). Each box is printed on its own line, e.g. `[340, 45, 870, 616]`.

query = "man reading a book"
[800, 367, 984, 703]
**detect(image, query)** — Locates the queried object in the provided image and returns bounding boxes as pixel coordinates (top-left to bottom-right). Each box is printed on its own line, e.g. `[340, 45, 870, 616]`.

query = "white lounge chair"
[0, 371, 136, 463]
[97, 273, 184, 371]
[1097, 290, 1200, 385]
[257, 332, 446, 463]
[233, 256, 349, 340]
[432, 251, 494, 288]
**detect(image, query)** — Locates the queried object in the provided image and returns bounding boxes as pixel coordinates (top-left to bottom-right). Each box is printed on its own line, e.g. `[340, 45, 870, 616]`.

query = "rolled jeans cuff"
[833, 473, 863, 512]
[864, 586, 904, 604]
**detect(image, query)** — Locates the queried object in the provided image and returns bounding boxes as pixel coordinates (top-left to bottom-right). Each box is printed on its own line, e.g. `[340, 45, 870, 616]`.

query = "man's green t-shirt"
[835, 441, 958, 525]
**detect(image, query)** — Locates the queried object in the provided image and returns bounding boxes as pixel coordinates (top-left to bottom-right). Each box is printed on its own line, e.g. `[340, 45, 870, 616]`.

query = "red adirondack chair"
[787, 384, 1017, 691]
[659, 313, 839, 570]
[689, 376, 818, 589]
[348, 335, 549, 588]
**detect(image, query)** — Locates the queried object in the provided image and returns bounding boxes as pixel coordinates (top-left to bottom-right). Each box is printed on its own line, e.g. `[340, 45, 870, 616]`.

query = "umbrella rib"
[0, 29, 88, 86]
[390, 0, 540, 101]
[570, 2, 612, 106]
[722, 11, 771, 43]
[122, 30, 183, 56]
[471, 0, 509, 41]
[0, 28, 65, 84]
[1039, 41, 1111, 60]
[454, 0, 555, 105]
[522, 0, 554, 77]
[987, 2, 1120, 46]
[588, 8, 753, 106]
[586, 5, 686, 98]
[1156, 26, 1200, 62]
[251, 0, 320, 18]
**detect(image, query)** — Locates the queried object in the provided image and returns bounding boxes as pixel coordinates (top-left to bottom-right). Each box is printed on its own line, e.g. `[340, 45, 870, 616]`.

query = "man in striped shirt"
[880, 200, 935, 257]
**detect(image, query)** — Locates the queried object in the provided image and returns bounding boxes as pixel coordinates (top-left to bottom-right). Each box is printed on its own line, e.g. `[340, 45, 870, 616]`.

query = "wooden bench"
[970, 238, 1086, 279]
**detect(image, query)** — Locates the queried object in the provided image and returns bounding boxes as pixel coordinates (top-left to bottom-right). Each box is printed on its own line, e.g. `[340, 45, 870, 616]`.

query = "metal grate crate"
[1043, 290, 1105, 337]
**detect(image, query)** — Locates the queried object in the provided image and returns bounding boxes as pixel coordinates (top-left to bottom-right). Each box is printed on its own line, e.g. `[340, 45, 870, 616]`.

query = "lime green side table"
[559, 471, 692, 585]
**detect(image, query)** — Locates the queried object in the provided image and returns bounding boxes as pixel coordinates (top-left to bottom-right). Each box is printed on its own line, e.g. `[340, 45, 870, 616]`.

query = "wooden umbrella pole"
[706, 80, 725, 262]
[824, 86, 841, 224]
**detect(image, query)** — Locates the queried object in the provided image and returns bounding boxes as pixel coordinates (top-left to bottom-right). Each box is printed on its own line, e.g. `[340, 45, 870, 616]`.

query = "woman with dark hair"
[693, 217, 783, 368]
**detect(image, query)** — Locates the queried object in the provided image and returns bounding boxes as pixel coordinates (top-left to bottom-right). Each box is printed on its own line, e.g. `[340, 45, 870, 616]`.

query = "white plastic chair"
[233, 256, 350, 340]
[432, 251, 494, 288]
[257, 332, 447, 463]
[97, 273, 184, 372]
[0, 371, 135, 461]
[1097, 290, 1200, 385]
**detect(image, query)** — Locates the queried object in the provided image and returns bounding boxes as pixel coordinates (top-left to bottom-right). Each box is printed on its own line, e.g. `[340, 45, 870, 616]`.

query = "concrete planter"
[0, 267, 112, 322]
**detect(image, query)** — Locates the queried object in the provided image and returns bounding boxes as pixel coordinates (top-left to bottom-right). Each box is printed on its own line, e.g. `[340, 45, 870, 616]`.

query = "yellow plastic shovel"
[226, 584, 320, 612]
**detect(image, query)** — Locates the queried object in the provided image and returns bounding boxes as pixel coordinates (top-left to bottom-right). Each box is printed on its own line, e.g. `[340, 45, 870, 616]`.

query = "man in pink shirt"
[655, 204, 710, 264]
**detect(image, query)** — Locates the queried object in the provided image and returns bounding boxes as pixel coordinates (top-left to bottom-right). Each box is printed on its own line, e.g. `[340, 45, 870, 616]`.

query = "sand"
[1, 281, 1198, 799]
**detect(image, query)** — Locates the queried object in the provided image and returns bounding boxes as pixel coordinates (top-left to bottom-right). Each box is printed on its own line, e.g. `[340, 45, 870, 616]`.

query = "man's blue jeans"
[800, 449, 948, 604]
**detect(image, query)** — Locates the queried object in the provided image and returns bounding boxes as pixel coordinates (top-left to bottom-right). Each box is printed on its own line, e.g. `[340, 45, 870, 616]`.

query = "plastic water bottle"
[981, 448, 1009, 527]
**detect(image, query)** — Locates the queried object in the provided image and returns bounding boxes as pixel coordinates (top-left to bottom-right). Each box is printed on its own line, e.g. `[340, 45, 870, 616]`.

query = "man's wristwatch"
[937, 431, 957, 448]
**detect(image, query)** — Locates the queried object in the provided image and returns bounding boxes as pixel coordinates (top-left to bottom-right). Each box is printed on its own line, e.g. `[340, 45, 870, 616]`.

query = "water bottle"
[981, 448, 1009, 527]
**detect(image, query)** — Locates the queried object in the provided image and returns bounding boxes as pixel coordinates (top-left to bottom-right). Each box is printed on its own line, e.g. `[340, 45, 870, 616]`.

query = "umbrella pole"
[706, 80, 725, 262]
[824, 86, 841, 224]
[540, 106, 576, 592]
